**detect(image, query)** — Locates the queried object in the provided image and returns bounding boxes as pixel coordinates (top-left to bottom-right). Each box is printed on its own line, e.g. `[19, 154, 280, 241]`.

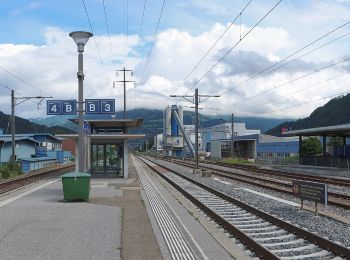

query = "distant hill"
[0, 111, 74, 134]
[266, 94, 350, 136]
[31, 108, 289, 136]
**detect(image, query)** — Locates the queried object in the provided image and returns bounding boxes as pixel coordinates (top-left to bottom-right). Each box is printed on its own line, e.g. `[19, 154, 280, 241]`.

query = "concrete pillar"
[123, 139, 128, 178]
[322, 135, 327, 156]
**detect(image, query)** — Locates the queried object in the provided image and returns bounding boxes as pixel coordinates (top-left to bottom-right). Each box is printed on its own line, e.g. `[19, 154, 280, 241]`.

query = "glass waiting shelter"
[58, 119, 144, 178]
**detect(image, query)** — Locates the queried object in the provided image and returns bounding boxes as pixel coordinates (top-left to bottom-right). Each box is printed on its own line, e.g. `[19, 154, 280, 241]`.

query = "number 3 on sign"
[101, 100, 115, 114]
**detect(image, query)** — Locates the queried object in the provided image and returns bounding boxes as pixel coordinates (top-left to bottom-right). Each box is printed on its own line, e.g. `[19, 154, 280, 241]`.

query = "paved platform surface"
[0, 155, 249, 260]
[0, 179, 121, 260]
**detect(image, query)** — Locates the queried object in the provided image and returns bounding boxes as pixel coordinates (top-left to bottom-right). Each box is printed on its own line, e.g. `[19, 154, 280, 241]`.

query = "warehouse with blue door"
[0, 132, 73, 173]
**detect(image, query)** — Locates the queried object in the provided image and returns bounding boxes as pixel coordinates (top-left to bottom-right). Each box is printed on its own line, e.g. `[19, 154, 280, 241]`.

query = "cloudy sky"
[0, 0, 349, 119]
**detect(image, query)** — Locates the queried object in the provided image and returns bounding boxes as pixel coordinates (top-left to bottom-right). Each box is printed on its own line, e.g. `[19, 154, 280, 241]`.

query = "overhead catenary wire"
[184, 0, 284, 95]
[137, 0, 147, 50]
[81, 0, 110, 77]
[233, 56, 350, 106]
[140, 0, 166, 82]
[173, 0, 253, 94]
[220, 21, 350, 96]
[102, 0, 115, 59]
[0, 66, 51, 97]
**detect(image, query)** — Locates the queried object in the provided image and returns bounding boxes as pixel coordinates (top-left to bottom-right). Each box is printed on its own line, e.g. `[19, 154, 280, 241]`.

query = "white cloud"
[0, 20, 349, 121]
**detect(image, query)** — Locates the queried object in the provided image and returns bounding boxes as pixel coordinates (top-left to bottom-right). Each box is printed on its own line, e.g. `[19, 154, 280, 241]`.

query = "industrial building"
[210, 134, 299, 160]
[162, 105, 201, 157]
[201, 122, 261, 153]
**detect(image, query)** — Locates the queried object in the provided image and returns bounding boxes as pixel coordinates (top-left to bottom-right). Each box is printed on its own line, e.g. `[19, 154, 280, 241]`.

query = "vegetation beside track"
[0, 162, 22, 179]
[220, 157, 251, 164]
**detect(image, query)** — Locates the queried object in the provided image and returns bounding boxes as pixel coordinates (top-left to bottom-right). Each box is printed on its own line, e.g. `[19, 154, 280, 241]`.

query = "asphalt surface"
[0, 179, 121, 260]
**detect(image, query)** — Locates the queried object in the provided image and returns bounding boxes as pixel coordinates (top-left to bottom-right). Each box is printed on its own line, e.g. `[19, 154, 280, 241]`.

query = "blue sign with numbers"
[85, 99, 100, 114]
[62, 100, 77, 115]
[47, 100, 62, 115]
[47, 100, 77, 115]
[101, 99, 115, 114]
[85, 99, 115, 114]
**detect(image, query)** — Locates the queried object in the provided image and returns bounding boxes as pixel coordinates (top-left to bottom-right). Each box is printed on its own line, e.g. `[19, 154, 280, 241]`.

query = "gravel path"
[153, 158, 350, 249]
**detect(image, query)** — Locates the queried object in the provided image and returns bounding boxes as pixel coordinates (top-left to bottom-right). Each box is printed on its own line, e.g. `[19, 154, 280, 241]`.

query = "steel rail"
[140, 156, 350, 258]
[205, 160, 350, 187]
[0, 163, 75, 194]
[138, 156, 279, 259]
[164, 158, 350, 210]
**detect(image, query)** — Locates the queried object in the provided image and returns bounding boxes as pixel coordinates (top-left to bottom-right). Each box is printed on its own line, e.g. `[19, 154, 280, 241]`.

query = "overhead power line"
[220, 20, 350, 96]
[140, 0, 166, 81]
[185, 0, 284, 95]
[233, 56, 350, 106]
[251, 72, 349, 108]
[265, 90, 350, 115]
[174, 0, 253, 93]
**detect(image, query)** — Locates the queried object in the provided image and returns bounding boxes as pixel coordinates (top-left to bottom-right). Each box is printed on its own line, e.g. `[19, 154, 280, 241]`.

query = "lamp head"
[69, 31, 93, 52]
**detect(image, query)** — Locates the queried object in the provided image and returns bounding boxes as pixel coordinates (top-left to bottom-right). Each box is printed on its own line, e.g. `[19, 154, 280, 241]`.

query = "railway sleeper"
[279, 249, 333, 260]
[255, 233, 296, 242]
[234, 221, 271, 228]
[247, 229, 287, 238]
[240, 225, 279, 233]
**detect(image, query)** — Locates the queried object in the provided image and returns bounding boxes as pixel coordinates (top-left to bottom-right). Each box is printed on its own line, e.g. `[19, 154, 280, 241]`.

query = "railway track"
[0, 163, 75, 194]
[162, 158, 350, 210]
[200, 160, 350, 187]
[138, 156, 350, 260]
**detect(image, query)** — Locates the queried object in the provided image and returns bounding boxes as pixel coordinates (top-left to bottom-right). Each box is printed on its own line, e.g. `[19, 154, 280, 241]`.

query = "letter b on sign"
[85, 100, 100, 114]
[62, 100, 77, 115]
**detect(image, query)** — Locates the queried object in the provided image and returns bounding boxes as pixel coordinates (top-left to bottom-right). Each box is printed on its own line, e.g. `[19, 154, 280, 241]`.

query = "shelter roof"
[56, 134, 145, 140]
[69, 118, 143, 128]
[282, 124, 350, 137]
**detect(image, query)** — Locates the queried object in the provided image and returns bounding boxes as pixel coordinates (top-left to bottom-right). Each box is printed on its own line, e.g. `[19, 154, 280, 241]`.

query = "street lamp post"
[69, 31, 93, 172]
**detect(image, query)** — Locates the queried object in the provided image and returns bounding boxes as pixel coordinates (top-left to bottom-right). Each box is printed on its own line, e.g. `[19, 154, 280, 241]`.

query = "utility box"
[61, 172, 91, 202]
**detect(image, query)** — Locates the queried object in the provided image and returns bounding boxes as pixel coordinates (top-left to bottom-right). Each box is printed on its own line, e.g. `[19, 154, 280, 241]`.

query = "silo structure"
[165, 106, 172, 136]
[177, 106, 184, 136]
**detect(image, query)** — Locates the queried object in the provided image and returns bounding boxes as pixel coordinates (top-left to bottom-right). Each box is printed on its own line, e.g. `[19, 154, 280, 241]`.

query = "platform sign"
[85, 99, 115, 114]
[293, 180, 327, 214]
[47, 100, 77, 115]
[62, 100, 77, 115]
[85, 99, 100, 114]
[47, 100, 62, 115]
[292, 180, 328, 204]
[101, 99, 115, 114]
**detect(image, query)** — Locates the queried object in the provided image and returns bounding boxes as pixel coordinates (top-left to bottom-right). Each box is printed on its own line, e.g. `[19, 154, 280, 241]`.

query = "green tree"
[327, 136, 344, 146]
[301, 137, 322, 155]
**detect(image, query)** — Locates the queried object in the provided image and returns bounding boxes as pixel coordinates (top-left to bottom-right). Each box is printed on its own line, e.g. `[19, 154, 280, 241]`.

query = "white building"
[201, 122, 261, 152]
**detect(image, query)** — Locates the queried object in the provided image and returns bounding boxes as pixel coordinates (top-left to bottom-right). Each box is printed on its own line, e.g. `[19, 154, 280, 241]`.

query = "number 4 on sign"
[47, 100, 62, 115]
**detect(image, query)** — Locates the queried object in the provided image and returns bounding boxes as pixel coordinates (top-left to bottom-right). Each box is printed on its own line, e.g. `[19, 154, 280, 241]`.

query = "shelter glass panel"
[91, 143, 123, 176]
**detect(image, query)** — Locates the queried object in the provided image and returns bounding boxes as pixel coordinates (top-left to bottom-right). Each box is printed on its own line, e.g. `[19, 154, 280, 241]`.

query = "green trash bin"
[61, 172, 91, 202]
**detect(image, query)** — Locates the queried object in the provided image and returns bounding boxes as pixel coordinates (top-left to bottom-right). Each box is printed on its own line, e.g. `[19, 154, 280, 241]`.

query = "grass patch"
[221, 157, 251, 164]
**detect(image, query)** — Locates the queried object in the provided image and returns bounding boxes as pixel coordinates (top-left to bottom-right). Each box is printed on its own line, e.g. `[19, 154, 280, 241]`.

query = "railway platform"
[0, 155, 246, 260]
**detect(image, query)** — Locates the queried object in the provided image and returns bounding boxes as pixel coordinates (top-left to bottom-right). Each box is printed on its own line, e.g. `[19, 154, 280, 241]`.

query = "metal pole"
[11, 90, 15, 171]
[78, 51, 84, 172]
[123, 67, 126, 119]
[231, 113, 234, 158]
[195, 88, 199, 169]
